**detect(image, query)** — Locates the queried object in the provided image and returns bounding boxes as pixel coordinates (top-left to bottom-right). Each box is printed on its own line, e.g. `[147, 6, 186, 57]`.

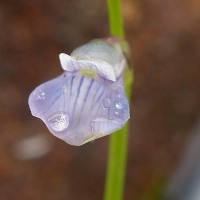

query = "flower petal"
[59, 53, 116, 81]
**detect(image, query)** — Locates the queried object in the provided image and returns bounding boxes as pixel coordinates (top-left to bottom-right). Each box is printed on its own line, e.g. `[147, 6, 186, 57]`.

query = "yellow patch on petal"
[80, 69, 97, 78]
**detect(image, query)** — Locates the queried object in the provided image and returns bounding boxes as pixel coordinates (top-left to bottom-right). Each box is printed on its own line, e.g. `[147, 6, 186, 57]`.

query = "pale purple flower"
[28, 38, 130, 146]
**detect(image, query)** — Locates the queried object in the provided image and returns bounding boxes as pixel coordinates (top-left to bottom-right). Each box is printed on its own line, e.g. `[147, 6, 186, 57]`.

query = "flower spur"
[28, 38, 130, 146]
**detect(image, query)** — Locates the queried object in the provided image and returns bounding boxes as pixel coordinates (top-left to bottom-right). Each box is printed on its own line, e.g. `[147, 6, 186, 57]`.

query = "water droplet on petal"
[36, 89, 46, 101]
[47, 112, 69, 132]
[109, 98, 129, 120]
[115, 101, 123, 109]
[103, 98, 111, 108]
[114, 111, 120, 115]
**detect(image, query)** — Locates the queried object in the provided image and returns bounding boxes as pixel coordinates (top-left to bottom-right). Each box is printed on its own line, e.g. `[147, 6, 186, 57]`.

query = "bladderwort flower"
[28, 37, 130, 146]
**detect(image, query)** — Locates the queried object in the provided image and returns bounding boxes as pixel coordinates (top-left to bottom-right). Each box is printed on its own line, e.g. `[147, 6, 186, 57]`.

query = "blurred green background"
[0, 0, 200, 199]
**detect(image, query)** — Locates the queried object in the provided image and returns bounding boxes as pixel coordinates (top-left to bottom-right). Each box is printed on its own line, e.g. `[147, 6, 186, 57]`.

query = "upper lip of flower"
[59, 53, 117, 81]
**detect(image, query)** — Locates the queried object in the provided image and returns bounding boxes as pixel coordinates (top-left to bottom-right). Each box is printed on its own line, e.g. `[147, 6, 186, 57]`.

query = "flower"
[28, 38, 130, 146]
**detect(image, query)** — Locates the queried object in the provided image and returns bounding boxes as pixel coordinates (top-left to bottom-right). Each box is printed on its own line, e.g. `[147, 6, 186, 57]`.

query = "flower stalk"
[104, 0, 133, 200]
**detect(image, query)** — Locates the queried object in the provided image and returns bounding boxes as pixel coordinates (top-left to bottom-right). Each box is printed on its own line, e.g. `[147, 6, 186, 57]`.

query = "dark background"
[0, 0, 200, 199]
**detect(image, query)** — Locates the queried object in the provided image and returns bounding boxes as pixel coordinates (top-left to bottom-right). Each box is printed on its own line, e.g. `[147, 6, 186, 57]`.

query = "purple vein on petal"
[78, 78, 95, 122]
[72, 76, 84, 117]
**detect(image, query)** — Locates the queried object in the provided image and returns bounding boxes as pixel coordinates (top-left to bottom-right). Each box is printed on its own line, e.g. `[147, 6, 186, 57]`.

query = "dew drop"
[115, 111, 120, 115]
[36, 89, 46, 101]
[115, 102, 123, 110]
[47, 112, 69, 132]
[110, 99, 129, 119]
[103, 98, 111, 108]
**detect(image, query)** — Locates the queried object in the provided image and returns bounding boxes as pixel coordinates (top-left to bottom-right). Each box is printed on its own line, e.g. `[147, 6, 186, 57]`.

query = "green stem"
[104, 0, 133, 200]
[107, 0, 125, 37]
[104, 125, 129, 200]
